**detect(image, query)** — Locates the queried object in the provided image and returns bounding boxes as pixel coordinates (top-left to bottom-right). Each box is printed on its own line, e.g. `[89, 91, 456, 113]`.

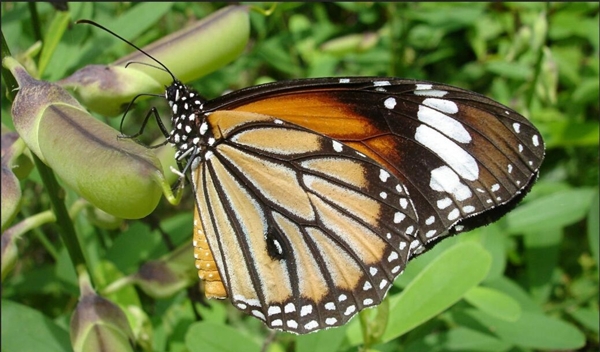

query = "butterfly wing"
[205, 78, 545, 250]
[191, 110, 421, 334]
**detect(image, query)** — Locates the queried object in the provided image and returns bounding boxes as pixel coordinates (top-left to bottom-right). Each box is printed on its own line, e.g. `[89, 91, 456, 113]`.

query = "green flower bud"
[71, 274, 136, 352]
[113, 5, 250, 87]
[320, 32, 379, 56]
[1, 230, 19, 281]
[58, 65, 163, 117]
[4, 57, 169, 219]
[85, 207, 124, 230]
[1, 129, 28, 230]
[60, 5, 250, 116]
[132, 244, 196, 298]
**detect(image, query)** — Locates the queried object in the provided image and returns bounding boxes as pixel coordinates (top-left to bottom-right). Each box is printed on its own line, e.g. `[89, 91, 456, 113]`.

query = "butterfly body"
[164, 77, 545, 334]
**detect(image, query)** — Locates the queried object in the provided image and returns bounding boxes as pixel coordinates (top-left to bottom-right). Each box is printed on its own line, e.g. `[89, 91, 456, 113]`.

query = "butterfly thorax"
[165, 81, 211, 162]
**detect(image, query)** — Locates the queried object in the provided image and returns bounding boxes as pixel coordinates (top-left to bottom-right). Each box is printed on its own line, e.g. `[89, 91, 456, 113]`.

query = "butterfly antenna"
[76, 19, 177, 82]
[125, 60, 169, 74]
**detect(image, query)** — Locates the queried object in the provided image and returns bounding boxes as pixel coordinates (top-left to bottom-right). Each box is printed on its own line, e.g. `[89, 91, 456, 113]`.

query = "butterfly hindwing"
[191, 110, 421, 334]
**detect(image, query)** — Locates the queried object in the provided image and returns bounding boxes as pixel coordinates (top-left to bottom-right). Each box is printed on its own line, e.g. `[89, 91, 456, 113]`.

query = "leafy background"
[1, 2, 598, 352]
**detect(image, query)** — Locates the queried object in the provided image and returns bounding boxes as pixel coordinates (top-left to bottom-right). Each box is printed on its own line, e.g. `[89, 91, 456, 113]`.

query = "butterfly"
[80, 21, 545, 334]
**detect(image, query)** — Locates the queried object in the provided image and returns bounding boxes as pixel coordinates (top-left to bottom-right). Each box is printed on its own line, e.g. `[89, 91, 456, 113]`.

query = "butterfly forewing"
[204, 78, 545, 246]
[191, 110, 420, 333]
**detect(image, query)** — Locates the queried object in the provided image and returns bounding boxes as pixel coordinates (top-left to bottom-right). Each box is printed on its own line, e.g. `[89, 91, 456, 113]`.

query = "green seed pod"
[71, 274, 136, 352]
[5, 57, 169, 219]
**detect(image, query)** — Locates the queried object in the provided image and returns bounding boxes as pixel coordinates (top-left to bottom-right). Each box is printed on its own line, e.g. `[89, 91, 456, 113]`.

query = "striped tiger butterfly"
[81, 21, 545, 334]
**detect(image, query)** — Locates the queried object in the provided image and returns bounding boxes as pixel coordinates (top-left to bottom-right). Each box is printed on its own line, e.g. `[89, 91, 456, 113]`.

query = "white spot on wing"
[463, 205, 475, 213]
[268, 306, 281, 316]
[400, 198, 408, 209]
[332, 141, 343, 152]
[374, 81, 391, 87]
[429, 166, 473, 201]
[415, 89, 449, 97]
[339, 78, 350, 83]
[416, 84, 432, 90]
[304, 321, 318, 330]
[300, 305, 312, 317]
[448, 208, 460, 220]
[252, 310, 265, 320]
[380, 169, 390, 182]
[532, 135, 540, 147]
[417, 105, 471, 143]
[437, 197, 452, 209]
[416, 125, 479, 181]
[513, 123, 521, 133]
[422, 98, 459, 114]
[384, 97, 397, 109]
[394, 212, 406, 223]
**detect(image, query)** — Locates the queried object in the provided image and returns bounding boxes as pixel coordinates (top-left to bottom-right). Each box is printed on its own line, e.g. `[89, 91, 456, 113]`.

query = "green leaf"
[466, 309, 586, 350]
[524, 228, 562, 303]
[404, 326, 512, 352]
[0, 299, 71, 352]
[568, 307, 600, 334]
[479, 223, 508, 282]
[38, 10, 71, 77]
[505, 188, 597, 234]
[484, 277, 543, 313]
[485, 61, 533, 80]
[382, 242, 491, 341]
[464, 286, 521, 322]
[296, 324, 347, 352]
[185, 321, 261, 352]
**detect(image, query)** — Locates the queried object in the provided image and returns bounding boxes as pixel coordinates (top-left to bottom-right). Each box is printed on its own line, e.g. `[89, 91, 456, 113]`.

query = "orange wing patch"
[231, 92, 400, 174]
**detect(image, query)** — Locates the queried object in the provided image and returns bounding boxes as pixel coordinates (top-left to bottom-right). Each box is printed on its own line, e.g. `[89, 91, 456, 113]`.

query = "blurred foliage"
[1, 2, 598, 352]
